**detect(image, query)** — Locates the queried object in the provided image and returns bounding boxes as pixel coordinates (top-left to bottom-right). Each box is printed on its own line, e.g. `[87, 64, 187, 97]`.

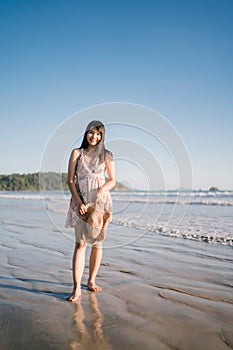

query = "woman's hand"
[79, 202, 94, 216]
[79, 203, 88, 216]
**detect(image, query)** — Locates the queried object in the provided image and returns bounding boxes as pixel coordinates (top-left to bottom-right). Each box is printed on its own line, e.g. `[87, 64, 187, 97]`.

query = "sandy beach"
[0, 193, 233, 349]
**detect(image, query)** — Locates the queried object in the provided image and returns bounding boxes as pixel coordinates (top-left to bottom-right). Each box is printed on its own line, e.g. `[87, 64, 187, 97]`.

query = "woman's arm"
[67, 149, 83, 206]
[97, 159, 116, 196]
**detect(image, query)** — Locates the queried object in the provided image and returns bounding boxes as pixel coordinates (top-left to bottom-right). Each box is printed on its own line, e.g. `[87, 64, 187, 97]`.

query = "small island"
[113, 182, 129, 191]
[209, 186, 220, 192]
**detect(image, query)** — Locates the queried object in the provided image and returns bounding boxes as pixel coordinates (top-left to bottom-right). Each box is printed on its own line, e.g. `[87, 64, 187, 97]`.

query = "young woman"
[65, 120, 116, 302]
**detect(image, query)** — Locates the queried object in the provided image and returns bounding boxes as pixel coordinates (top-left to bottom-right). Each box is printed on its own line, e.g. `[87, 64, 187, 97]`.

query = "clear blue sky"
[0, 0, 233, 189]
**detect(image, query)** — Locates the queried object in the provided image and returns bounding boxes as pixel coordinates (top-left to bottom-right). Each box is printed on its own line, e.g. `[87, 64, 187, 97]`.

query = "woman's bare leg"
[87, 246, 103, 292]
[87, 217, 110, 292]
[66, 242, 86, 302]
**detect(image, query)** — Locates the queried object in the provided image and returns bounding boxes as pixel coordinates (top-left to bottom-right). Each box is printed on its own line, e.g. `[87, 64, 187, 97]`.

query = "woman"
[65, 120, 116, 302]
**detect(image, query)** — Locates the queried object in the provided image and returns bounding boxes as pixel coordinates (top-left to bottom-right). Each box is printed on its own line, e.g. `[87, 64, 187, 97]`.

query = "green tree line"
[0, 173, 128, 191]
[0, 173, 68, 191]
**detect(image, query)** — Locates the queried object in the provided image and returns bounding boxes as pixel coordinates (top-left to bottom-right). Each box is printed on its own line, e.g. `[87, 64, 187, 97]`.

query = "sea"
[1, 189, 232, 248]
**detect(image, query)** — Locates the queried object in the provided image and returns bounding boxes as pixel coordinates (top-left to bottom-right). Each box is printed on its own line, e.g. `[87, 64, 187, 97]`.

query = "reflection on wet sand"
[69, 292, 111, 350]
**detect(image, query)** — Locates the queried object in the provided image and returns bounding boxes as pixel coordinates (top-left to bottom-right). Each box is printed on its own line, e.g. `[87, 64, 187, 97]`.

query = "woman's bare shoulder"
[105, 149, 114, 162]
[71, 148, 82, 158]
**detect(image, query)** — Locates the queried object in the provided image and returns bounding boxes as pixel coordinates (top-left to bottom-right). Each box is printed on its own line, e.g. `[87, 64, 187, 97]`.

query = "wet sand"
[1, 205, 233, 349]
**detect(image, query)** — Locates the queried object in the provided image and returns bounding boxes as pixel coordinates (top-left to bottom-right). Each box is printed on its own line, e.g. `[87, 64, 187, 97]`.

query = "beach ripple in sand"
[0, 193, 233, 349]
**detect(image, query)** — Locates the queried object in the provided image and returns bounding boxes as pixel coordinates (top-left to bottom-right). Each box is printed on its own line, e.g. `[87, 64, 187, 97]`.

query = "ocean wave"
[1, 191, 233, 207]
[111, 198, 233, 206]
[111, 191, 233, 206]
[45, 200, 233, 247]
[0, 193, 43, 200]
[112, 217, 233, 247]
[2, 191, 231, 247]
[0, 192, 70, 203]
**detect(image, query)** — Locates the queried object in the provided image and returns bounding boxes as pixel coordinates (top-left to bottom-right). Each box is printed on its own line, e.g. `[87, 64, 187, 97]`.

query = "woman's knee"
[91, 243, 102, 250]
[75, 242, 87, 250]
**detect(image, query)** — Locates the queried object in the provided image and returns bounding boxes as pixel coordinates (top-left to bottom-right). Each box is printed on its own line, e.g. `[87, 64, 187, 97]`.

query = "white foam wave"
[0, 193, 43, 200]
[112, 216, 233, 247]
[0, 192, 70, 202]
[3, 191, 231, 247]
[1, 190, 233, 207]
[111, 194, 233, 206]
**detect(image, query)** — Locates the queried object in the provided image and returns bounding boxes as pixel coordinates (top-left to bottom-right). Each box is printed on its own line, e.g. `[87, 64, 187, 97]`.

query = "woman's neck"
[85, 145, 95, 152]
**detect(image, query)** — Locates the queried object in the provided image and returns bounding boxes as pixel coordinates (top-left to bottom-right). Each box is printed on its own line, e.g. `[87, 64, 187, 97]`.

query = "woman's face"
[86, 128, 102, 147]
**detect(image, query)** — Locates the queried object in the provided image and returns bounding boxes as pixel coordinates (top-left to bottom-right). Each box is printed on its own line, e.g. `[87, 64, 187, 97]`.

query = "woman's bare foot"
[87, 281, 102, 292]
[66, 290, 81, 302]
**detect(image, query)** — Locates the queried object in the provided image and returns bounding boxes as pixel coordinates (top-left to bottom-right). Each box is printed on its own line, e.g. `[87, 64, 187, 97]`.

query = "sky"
[0, 0, 233, 189]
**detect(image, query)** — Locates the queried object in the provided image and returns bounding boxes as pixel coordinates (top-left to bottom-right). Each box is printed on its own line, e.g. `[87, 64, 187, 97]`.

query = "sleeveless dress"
[65, 148, 112, 244]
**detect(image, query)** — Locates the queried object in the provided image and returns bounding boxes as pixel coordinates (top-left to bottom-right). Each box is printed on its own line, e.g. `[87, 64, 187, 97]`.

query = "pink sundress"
[65, 148, 112, 230]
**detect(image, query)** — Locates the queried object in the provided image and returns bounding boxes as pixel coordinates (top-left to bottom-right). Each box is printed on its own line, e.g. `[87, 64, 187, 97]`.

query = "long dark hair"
[80, 120, 112, 163]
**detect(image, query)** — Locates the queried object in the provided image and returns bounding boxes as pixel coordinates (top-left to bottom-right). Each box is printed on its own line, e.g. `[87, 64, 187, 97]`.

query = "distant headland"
[0, 172, 129, 191]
